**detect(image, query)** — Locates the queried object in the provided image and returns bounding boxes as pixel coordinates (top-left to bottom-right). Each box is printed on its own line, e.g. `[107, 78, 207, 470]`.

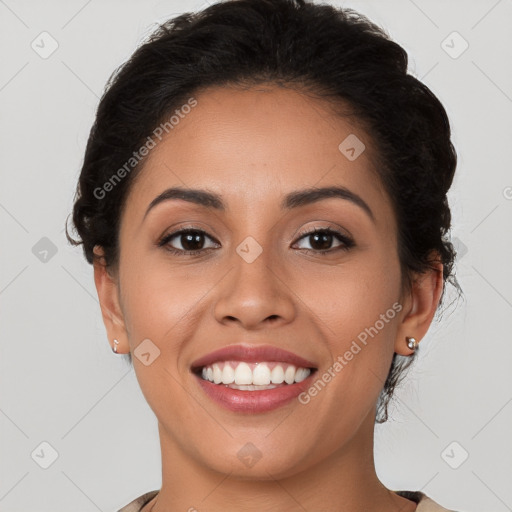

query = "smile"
[199, 361, 312, 388]
[190, 343, 318, 413]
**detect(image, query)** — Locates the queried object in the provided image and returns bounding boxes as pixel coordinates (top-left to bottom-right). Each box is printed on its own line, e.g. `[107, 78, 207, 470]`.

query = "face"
[96, 84, 435, 479]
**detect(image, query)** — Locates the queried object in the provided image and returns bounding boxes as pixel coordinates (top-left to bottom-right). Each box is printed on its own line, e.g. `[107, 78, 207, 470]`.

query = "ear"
[92, 246, 128, 353]
[394, 253, 444, 355]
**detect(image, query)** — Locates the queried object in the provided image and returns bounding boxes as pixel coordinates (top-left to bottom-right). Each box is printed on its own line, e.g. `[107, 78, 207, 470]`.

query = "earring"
[112, 339, 119, 353]
[406, 336, 417, 351]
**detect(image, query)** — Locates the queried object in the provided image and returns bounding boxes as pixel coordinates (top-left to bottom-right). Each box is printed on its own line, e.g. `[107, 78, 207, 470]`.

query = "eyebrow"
[143, 185, 375, 222]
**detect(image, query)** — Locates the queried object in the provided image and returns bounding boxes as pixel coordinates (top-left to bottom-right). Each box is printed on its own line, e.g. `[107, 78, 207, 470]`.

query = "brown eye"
[293, 227, 354, 255]
[158, 229, 219, 255]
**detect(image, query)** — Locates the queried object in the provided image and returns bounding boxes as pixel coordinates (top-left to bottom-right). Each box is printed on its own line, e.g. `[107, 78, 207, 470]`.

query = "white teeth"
[199, 361, 312, 387]
[212, 363, 222, 384]
[294, 367, 310, 383]
[234, 362, 253, 385]
[221, 363, 235, 384]
[284, 365, 296, 384]
[271, 365, 285, 384]
[253, 363, 272, 385]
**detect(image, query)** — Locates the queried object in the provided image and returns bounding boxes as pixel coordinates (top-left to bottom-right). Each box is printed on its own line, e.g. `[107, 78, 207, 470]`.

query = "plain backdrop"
[0, 0, 511, 511]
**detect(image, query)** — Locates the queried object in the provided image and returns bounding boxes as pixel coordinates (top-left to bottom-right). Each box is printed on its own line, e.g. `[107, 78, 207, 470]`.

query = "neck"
[148, 409, 416, 512]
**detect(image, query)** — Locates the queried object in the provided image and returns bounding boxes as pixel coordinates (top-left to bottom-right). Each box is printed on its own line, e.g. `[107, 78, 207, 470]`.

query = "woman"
[66, 0, 463, 510]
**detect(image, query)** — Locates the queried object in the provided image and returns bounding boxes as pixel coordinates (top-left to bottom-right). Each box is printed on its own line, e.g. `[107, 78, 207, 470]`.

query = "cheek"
[121, 266, 197, 342]
[293, 267, 400, 439]
[298, 248, 401, 341]
[300, 249, 402, 397]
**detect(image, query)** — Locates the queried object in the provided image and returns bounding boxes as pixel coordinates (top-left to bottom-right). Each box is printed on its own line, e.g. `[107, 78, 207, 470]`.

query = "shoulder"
[116, 490, 159, 512]
[119, 489, 462, 512]
[396, 490, 461, 511]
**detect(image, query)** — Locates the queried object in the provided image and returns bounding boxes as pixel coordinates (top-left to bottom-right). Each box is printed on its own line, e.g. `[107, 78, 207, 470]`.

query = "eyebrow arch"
[143, 185, 374, 222]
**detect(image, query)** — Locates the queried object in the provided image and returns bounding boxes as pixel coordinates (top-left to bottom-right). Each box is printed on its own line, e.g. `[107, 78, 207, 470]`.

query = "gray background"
[1, 0, 511, 510]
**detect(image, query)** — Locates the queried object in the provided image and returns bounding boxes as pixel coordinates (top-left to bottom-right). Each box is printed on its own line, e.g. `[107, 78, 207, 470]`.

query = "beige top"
[117, 489, 459, 511]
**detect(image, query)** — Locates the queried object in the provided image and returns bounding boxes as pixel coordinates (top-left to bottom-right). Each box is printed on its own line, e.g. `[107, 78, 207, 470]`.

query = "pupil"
[182, 232, 203, 251]
[311, 233, 332, 250]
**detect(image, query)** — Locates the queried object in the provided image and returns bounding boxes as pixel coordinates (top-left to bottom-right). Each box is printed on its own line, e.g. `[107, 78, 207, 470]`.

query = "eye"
[157, 225, 354, 257]
[293, 227, 354, 255]
[158, 228, 219, 256]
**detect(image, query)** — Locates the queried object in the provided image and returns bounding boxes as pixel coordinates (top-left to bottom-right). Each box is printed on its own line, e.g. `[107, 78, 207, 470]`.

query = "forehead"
[123, 84, 392, 222]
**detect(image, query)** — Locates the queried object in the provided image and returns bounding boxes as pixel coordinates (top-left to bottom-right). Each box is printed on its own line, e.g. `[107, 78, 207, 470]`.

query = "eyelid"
[157, 226, 220, 248]
[158, 223, 355, 256]
[292, 225, 354, 251]
[293, 222, 353, 242]
[160, 219, 352, 241]
[158, 222, 219, 241]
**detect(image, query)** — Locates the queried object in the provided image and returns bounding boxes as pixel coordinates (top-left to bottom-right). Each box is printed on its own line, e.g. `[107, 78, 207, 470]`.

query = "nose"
[213, 247, 296, 330]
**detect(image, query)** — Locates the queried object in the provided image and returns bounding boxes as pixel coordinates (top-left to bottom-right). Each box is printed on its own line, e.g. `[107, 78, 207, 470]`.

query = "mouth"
[192, 360, 316, 389]
[190, 344, 318, 413]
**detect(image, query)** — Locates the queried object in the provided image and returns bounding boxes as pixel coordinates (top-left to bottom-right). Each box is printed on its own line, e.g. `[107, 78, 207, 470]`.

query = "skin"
[93, 84, 443, 512]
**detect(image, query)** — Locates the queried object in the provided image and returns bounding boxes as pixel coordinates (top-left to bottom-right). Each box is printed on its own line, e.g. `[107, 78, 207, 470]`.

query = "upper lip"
[190, 343, 318, 370]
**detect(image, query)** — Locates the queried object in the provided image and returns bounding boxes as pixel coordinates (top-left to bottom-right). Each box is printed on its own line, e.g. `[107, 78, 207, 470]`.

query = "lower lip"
[194, 372, 316, 413]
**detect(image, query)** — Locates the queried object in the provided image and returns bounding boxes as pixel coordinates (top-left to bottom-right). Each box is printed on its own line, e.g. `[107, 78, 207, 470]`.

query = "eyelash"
[157, 226, 355, 257]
